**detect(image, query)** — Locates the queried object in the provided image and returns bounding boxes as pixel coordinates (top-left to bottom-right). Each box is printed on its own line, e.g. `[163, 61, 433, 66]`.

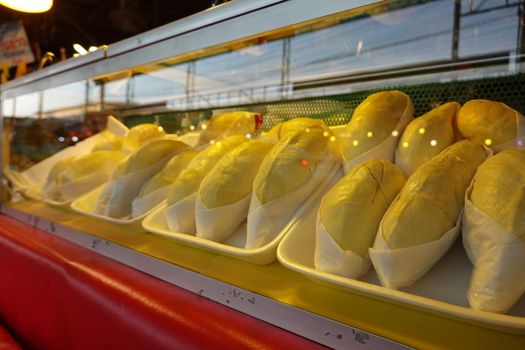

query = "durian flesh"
[268, 117, 326, 140]
[397, 102, 459, 175]
[138, 149, 198, 197]
[457, 100, 519, 147]
[382, 140, 487, 249]
[123, 139, 189, 175]
[254, 125, 332, 204]
[122, 123, 165, 152]
[167, 135, 248, 205]
[92, 131, 123, 152]
[320, 159, 405, 257]
[471, 149, 525, 241]
[197, 112, 256, 146]
[200, 140, 275, 208]
[46, 150, 125, 187]
[341, 90, 414, 161]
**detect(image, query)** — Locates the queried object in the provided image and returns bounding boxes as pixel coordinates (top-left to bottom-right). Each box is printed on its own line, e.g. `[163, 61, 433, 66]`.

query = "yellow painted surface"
[6, 200, 525, 350]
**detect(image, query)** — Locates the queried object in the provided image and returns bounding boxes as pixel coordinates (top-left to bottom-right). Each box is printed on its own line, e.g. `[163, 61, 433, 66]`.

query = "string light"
[73, 44, 88, 55]
[0, 0, 52, 13]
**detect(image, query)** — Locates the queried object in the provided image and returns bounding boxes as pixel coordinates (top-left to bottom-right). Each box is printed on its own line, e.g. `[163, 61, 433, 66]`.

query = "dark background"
[0, 0, 213, 60]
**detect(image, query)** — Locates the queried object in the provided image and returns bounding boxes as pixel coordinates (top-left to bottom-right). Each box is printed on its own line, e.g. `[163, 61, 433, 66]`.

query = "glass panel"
[6, 0, 525, 169]
[42, 81, 87, 117]
[129, 62, 188, 105]
[14, 92, 39, 118]
[104, 76, 131, 106]
[193, 40, 284, 105]
[290, 0, 454, 82]
[2, 98, 14, 118]
[459, 3, 520, 58]
[6, 81, 111, 171]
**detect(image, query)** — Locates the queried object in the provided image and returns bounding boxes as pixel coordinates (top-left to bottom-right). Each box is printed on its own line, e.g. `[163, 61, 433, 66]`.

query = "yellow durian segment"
[397, 102, 459, 175]
[122, 123, 165, 152]
[167, 135, 248, 205]
[46, 151, 125, 186]
[471, 149, 525, 241]
[92, 132, 123, 152]
[457, 100, 520, 147]
[382, 140, 487, 249]
[200, 140, 275, 208]
[124, 139, 190, 175]
[197, 112, 256, 146]
[341, 90, 414, 160]
[320, 159, 405, 257]
[268, 118, 326, 140]
[46, 156, 76, 186]
[254, 124, 332, 204]
[139, 149, 198, 197]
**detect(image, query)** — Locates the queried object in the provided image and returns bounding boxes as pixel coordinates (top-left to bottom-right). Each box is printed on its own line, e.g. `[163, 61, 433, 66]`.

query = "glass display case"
[2, 0, 525, 348]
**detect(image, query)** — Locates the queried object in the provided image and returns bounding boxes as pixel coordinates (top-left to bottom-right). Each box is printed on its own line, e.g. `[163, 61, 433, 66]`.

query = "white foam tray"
[276, 175, 525, 334]
[69, 132, 201, 230]
[71, 184, 159, 231]
[142, 163, 343, 265]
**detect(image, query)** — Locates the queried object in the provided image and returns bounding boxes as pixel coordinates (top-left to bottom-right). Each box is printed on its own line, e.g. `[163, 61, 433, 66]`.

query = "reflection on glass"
[2, 98, 14, 118]
[104, 77, 130, 105]
[14, 92, 39, 118]
[130, 63, 188, 105]
[290, 1, 454, 81]
[181, 0, 522, 106]
[7, 82, 111, 171]
[42, 81, 87, 116]
[193, 40, 283, 105]
[87, 80, 101, 112]
[458, 3, 519, 57]
[3, 0, 523, 175]
[195, 41, 282, 92]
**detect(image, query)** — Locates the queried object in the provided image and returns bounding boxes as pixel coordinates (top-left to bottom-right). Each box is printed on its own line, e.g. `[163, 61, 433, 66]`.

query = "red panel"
[0, 214, 325, 350]
[0, 324, 21, 350]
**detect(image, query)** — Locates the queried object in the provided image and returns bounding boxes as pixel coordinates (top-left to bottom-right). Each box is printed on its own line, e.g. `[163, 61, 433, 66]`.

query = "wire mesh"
[125, 73, 525, 132]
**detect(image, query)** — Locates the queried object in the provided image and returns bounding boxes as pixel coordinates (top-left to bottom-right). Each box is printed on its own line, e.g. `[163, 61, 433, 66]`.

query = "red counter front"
[0, 214, 323, 350]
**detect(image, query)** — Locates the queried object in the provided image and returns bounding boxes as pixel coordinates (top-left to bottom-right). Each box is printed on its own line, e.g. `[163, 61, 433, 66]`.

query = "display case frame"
[2, 0, 525, 348]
